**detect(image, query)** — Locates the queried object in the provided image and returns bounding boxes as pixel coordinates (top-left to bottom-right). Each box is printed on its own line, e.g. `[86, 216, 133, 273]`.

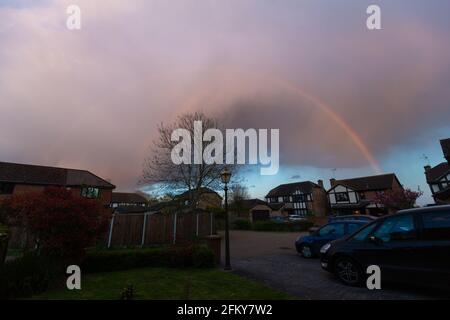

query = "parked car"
[328, 215, 377, 223]
[270, 216, 287, 223]
[289, 215, 306, 222]
[295, 220, 367, 258]
[320, 205, 450, 289]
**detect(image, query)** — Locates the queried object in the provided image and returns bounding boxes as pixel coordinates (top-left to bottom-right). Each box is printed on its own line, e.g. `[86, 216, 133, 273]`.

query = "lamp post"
[220, 167, 232, 270]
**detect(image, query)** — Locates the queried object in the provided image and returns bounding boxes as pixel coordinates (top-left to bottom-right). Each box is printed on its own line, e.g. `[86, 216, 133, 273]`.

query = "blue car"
[328, 215, 377, 223]
[295, 221, 367, 258]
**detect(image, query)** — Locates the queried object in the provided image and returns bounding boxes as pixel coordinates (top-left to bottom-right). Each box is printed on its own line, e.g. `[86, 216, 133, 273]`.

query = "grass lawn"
[33, 267, 293, 300]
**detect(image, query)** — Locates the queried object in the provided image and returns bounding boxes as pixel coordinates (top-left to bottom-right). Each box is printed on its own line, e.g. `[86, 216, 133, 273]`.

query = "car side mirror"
[369, 235, 383, 246]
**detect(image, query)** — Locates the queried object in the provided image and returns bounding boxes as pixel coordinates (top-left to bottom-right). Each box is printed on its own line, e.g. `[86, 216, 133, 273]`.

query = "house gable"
[327, 184, 359, 205]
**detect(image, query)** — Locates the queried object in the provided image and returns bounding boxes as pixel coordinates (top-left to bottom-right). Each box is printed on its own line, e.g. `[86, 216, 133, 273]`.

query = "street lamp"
[220, 167, 232, 270]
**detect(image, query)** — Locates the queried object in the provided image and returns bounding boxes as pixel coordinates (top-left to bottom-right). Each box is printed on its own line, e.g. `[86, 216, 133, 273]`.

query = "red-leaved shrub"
[4, 187, 111, 262]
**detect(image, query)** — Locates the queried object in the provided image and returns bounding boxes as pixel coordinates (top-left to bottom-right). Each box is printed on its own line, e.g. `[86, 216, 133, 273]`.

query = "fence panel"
[110, 214, 145, 247]
[107, 211, 213, 248]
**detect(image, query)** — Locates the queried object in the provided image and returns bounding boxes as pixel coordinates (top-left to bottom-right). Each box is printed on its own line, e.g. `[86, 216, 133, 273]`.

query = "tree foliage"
[374, 188, 423, 211]
[3, 187, 111, 262]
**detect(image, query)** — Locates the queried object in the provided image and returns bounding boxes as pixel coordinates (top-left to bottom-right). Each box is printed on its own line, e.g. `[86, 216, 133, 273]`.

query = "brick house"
[235, 199, 274, 222]
[0, 161, 115, 206]
[424, 138, 450, 204]
[327, 173, 403, 216]
[265, 180, 329, 217]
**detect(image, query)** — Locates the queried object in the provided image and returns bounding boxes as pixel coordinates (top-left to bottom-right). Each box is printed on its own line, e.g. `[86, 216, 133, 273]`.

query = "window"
[348, 223, 363, 234]
[432, 184, 441, 193]
[81, 187, 100, 199]
[283, 196, 290, 203]
[351, 223, 377, 242]
[0, 182, 15, 194]
[335, 192, 349, 202]
[293, 194, 306, 202]
[372, 214, 416, 243]
[319, 223, 345, 237]
[422, 211, 450, 241]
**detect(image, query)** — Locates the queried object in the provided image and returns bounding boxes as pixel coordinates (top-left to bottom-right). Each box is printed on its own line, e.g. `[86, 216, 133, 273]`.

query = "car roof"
[397, 204, 450, 215]
[332, 215, 375, 218]
[367, 205, 450, 224]
[328, 220, 366, 225]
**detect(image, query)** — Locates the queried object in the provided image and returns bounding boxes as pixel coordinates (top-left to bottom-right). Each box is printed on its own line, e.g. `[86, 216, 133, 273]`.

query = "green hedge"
[82, 245, 215, 273]
[233, 219, 252, 230]
[227, 218, 314, 232]
[0, 254, 60, 300]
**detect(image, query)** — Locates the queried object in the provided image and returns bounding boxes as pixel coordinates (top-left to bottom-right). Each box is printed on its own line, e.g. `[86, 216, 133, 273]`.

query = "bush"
[0, 254, 60, 299]
[3, 187, 111, 262]
[82, 245, 215, 273]
[233, 219, 252, 230]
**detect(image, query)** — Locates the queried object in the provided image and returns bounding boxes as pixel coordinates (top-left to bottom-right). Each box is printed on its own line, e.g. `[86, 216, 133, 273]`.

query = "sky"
[1, 0, 449, 205]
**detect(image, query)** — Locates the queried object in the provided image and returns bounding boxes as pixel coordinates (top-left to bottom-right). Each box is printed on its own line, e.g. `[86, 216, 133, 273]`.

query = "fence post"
[210, 212, 213, 235]
[196, 212, 199, 237]
[173, 212, 177, 245]
[107, 214, 115, 248]
[141, 213, 148, 247]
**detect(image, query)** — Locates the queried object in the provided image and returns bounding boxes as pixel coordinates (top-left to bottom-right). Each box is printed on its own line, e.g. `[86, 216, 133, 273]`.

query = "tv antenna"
[421, 154, 430, 166]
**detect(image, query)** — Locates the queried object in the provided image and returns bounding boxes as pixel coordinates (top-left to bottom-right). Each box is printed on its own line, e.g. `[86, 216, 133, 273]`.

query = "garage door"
[252, 210, 270, 221]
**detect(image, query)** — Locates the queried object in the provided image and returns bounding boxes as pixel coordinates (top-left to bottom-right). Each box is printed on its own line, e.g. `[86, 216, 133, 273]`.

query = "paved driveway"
[219, 230, 447, 300]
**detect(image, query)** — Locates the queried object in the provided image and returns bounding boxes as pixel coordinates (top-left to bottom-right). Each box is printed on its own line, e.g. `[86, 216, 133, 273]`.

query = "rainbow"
[180, 71, 382, 174]
[273, 77, 383, 174]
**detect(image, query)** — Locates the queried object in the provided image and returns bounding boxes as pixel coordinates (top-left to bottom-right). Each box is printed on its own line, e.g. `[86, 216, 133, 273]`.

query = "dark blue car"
[328, 215, 376, 223]
[295, 221, 367, 258]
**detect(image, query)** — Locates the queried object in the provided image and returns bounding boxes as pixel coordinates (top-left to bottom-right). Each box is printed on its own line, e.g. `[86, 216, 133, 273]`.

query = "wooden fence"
[106, 211, 215, 248]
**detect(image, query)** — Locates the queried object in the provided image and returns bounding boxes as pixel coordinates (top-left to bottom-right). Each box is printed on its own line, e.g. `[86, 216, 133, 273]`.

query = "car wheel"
[334, 257, 363, 286]
[300, 244, 313, 258]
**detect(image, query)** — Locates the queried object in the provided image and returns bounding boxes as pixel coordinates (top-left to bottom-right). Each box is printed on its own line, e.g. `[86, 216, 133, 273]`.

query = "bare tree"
[142, 111, 238, 209]
[230, 184, 250, 203]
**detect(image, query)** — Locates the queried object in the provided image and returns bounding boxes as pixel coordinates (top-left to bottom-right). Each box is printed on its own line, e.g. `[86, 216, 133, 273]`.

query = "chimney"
[424, 165, 431, 173]
[330, 178, 336, 187]
[317, 180, 324, 188]
[440, 138, 450, 163]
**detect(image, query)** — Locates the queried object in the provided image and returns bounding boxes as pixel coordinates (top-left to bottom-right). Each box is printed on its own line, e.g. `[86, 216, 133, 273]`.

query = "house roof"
[240, 199, 270, 209]
[425, 162, 450, 183]
[177, 187, 222, 200]
[0, 161, 115, 189]
[269, 203, 287, 210]
[332, 174, 401, 192]
[265, 181, 321, 198]
[112, 192, 147, 204]
[114, 205, 149, 214]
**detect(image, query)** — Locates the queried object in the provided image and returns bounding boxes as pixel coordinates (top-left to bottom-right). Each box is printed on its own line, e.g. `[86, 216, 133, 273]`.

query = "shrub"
[82, 245, 215, 273]
[120, 283, 135, 300]
[3, 187, 111, 262]
[233, 219, 252, 230]
[0, 254, 61, 299]
[191, 245, 215, 268]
